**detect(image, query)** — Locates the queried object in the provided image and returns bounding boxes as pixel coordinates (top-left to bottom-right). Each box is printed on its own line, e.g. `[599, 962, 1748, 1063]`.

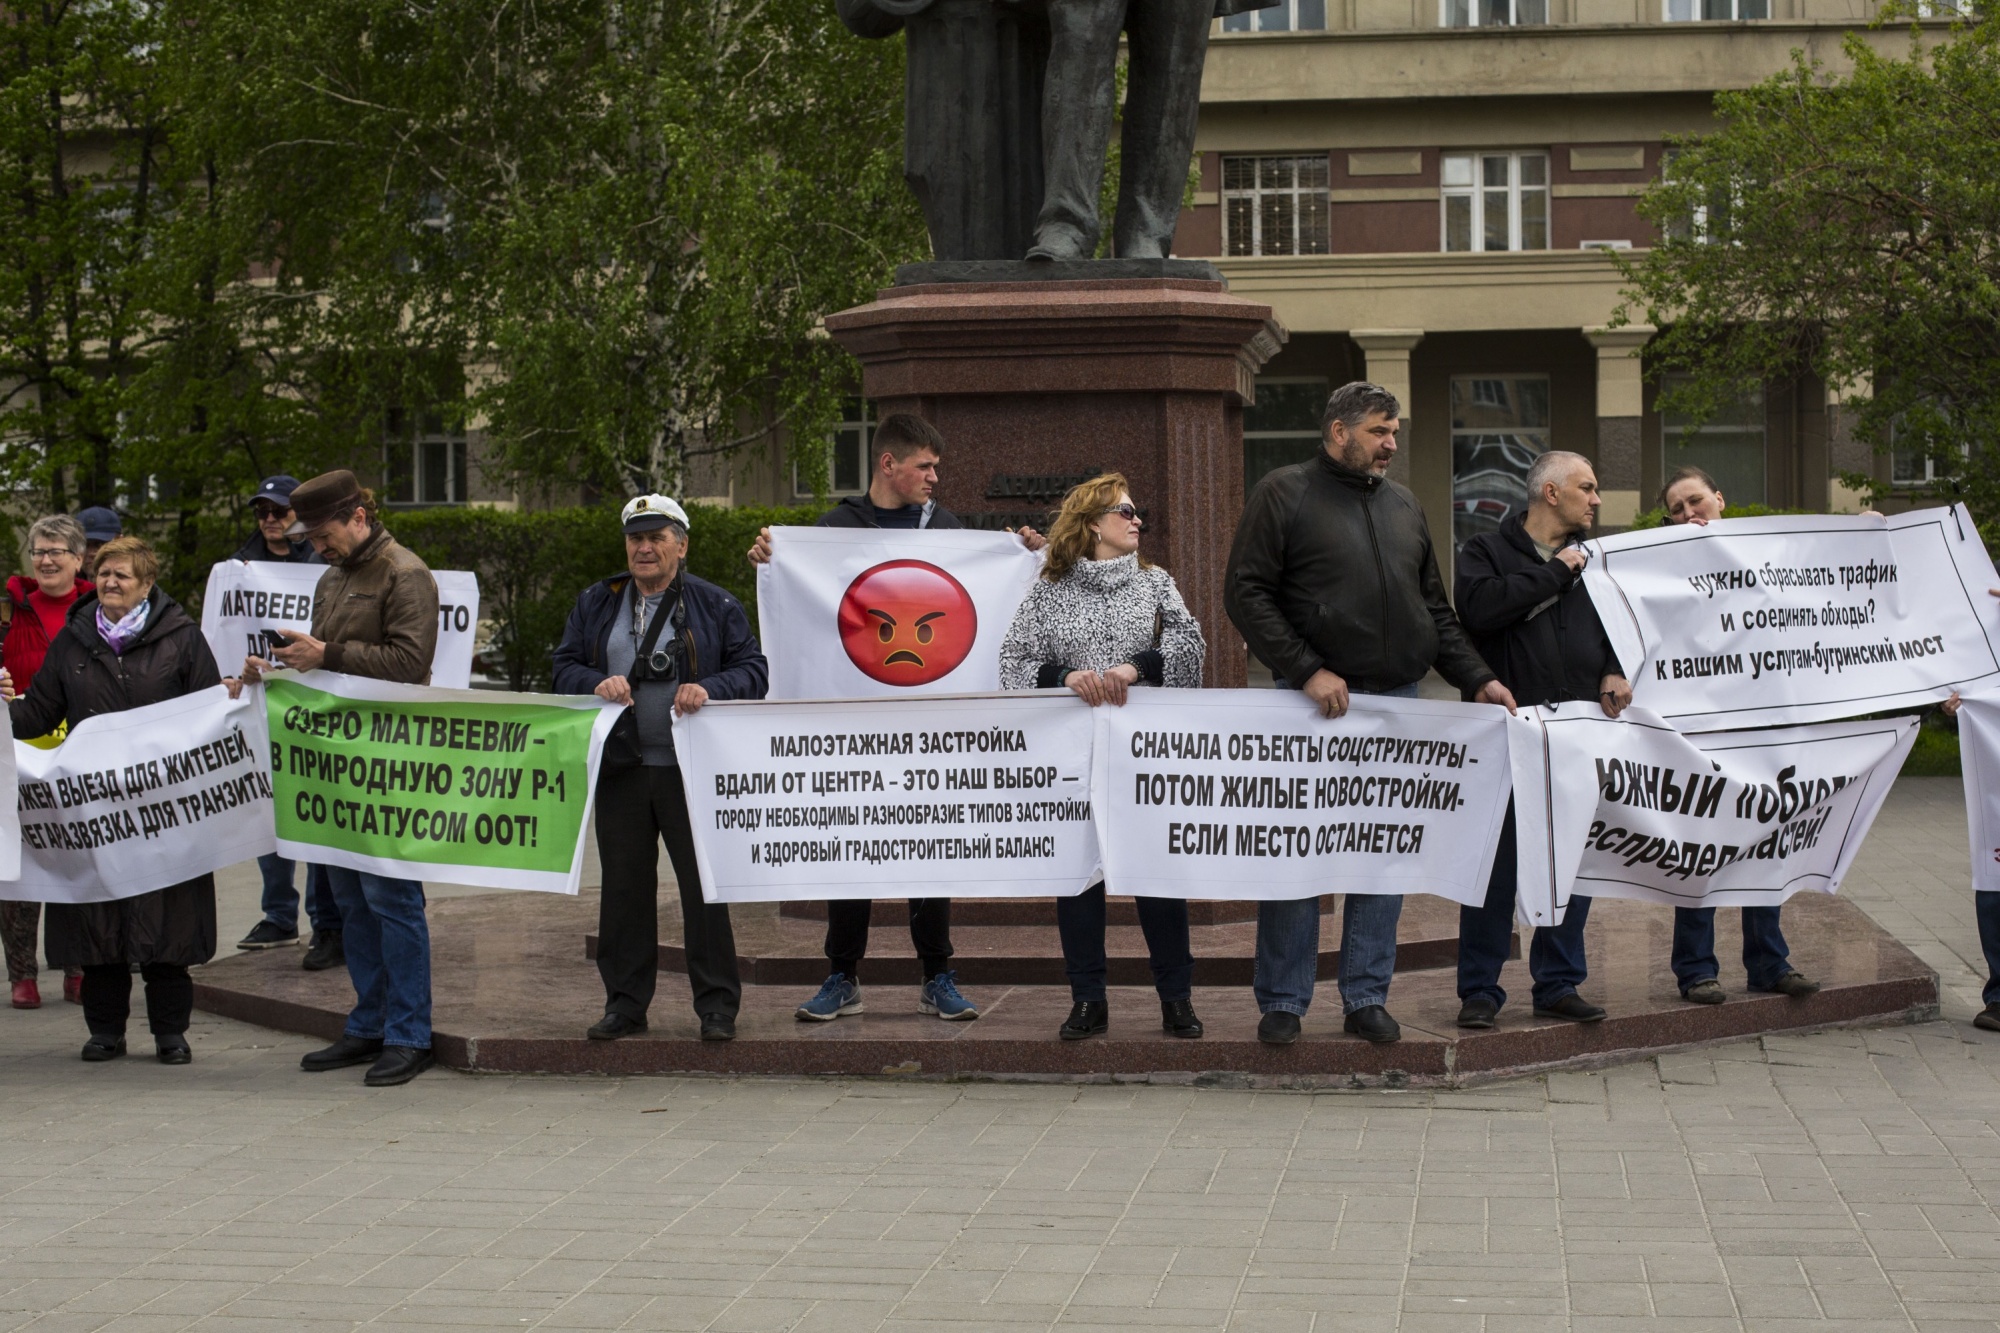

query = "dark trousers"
[81, 962, 192, 1037]
[1457, 806, 1593, 1010]
[596, 764, 740, 1022]
[1055, 883, 1192, 1003]
[1978, 890, 2000, 1008]
[825, 899, 952, 982]
[1672, 905, 1792, 991]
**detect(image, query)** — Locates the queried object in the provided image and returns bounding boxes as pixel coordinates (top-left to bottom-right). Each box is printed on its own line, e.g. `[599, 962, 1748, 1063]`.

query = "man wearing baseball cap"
[235, 475, 322, 565]
[553, 495, 768, 1042]
[74, 506, 121, 570]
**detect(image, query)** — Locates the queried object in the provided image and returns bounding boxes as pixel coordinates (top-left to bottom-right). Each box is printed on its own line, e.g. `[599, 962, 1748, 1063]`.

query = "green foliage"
[1619, 14, 2000, 529]
[1902, 713, 1962, 776]
[1624, 503, 1809, 531]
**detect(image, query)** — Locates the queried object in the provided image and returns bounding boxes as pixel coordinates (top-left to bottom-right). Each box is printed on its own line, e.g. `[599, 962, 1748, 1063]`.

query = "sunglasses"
[1100, 503, 1141, 522]
[253, 504, 291, 520]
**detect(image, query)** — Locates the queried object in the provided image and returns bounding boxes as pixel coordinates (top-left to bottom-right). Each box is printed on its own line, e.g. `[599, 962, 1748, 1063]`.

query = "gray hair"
[27, 514, 85, 557]
[1320, 381, 1402, 434]
[1523, 450, 1593, 501]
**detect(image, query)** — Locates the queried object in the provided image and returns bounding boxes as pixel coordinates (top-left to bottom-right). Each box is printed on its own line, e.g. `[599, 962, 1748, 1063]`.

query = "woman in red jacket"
[2, 514, 93, 1009]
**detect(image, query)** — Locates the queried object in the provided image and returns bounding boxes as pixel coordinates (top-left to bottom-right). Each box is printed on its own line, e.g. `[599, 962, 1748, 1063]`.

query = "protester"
[229, 474, 342, 967]
[1657, 465, 1821, 1003]
[1941, 590, 2000, 1033]
[746, 413, 1043, 1024]
[75, 506, 121, 571]
[1, 538, 219, 1062]
[241, 470, 441, 1086]
[1225, 381, 1516, 1046]
[553, 495, 767, 1043]
[999, 473, 1206, 1040]
[1454, 451, 1631, 1029]
[2, 515, 94, 1009]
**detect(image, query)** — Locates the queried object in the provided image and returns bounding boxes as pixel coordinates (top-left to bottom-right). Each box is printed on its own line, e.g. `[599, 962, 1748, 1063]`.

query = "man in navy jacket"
[553, 495, 769, 1041]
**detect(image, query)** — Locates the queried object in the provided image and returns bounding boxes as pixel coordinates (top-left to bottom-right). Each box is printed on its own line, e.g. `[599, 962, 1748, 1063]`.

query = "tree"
[1620, 13, 2000, 524]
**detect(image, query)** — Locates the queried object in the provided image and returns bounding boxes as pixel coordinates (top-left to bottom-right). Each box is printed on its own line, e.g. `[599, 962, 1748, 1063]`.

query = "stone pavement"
[1, 777, 1997, 1332]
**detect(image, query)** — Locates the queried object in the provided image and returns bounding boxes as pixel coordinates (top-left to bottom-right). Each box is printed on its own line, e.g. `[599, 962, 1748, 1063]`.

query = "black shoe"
[156, 1035, 192, 1065]
[1343, 1005, 1401, 1044]
[1975, 1004, 2000, 1032]
[699, 1013, 736, 1042]
[1161, 997, 1203, 1039]
[237, 920, 300, 950]
[1060, 999, 1109, 1041]
[1533, 994, 1607, 1023]
[1456, 996, 1501, 1030]
[587, 1012, 648, 1041]
[1257, 1011, 1301, 1045]
[1766, 970, 1821, 998]
[301, 929, 344, 971]
[300, 1035, 383, 1072]
[80, 1034, 126, 1062]
[364, 1046, 433, 1086]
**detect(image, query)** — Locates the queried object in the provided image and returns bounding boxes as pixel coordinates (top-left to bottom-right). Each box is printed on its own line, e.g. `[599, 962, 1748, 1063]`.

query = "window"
[384, 410, 469, 506]
[1660, 150, 1737, 244]
[1442, 152, 1548, 252]
[1890, 412, 1968, 487]
[1222, 0, 1327, 32]
[797, 398, 870, 497]
[1664, 0, 1767, 18]
[1244, 378, 1331, 494]
[1450, 375, 1551, 554]
[1442, 0, 1547, 25]
[1662, 377, 1765, 506]
[1222, 155, 1330, 257]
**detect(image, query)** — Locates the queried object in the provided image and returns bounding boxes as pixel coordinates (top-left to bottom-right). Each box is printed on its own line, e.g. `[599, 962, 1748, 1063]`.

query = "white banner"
[673, 692, 1099, 902]
[201, 561, 482, 690]
[1954, 692, 2000, 895]
[755, 527, 1042, 699]
[1583, 505, 2000, 731]
[1511, 705, 1914, 925]
[1089, 690, 1514, 906]
[2, 687, 275, 903]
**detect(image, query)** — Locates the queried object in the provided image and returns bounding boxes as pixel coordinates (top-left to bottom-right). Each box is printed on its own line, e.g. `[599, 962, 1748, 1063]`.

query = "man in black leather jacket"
[1225, 381, 1514, 1047]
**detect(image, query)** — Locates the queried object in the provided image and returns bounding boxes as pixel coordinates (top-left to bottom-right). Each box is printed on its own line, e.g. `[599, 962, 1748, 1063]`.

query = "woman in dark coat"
[0, 536, 222, 1063]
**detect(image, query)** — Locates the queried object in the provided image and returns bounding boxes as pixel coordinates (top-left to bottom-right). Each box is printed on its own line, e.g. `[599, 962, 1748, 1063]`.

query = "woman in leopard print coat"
[999, 473, 1206, 1042]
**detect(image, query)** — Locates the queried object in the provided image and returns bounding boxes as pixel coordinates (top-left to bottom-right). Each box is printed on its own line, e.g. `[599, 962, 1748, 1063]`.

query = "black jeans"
[825, 899, 952, 982]
[81, 962, 192, 1037]
[1055, 883, 1193, 1003]
[595, 765, 740, 1022]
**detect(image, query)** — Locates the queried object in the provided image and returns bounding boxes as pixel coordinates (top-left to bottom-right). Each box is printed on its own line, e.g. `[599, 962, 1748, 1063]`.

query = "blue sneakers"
[796, 973, 863, 1022]
[919, 970, 979, 1021]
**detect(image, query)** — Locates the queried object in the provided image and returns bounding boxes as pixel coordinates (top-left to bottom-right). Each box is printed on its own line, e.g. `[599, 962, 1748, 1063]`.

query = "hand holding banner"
[202, 561, 482, 689]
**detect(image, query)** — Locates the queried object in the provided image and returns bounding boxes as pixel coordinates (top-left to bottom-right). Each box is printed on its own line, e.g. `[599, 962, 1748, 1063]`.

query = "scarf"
[95, 597, 152, 656]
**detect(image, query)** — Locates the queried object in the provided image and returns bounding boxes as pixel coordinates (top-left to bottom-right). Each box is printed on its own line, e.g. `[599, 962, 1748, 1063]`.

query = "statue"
[838, 0, 1277, 265]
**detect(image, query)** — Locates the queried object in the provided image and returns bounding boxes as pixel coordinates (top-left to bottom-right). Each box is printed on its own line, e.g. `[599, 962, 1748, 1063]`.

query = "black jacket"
[8, 588, 221, 969]
[816, 493, 962, 530]
[232, 530, 323, 564]
[1224, 451, 1495, 694]
[1455, 512, 1624, 708]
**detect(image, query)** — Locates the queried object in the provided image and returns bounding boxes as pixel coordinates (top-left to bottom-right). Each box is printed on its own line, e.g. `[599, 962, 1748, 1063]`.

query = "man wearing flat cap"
[246, 469, 441, 1086]
[553, 495, 767, 1042]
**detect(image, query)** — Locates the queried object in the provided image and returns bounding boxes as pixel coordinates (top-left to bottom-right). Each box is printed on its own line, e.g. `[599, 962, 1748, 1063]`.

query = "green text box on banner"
[265, 671, 621, 893]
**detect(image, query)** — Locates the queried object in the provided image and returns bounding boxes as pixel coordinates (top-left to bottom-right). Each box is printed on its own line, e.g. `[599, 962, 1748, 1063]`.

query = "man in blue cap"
[230, 476, 341, 966]
[74, 506, 121, 571]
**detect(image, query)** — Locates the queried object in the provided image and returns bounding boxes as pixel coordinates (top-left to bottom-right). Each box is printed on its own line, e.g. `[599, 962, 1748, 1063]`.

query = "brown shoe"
[1767, 970, 1821, 998]
[1681, 979, 1726, 1005]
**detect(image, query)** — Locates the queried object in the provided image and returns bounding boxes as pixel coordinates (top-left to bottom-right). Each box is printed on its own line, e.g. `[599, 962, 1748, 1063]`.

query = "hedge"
[1623, 502, 1804, 531]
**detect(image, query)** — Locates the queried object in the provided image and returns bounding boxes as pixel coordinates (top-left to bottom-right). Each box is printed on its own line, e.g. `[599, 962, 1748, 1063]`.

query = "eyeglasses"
[253, 505, 290, 520]
[1100, 503, 1141, 522]
[29, 548, 74, 561]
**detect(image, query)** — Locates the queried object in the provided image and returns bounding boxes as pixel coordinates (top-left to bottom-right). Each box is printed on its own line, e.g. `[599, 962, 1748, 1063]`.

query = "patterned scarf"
[95, 597, 151, 656]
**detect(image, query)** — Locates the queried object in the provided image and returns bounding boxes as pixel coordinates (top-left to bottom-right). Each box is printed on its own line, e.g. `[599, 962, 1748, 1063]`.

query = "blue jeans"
[1672, 904, 1791, 991]
[1457, 804, 1592, 1009]
[1055, 883, 1193, 1003]
[1977, 890, 2000, 1008]
[258, 854, 340, 934]
[324, 867, 432, 1049]
[1255, 680, 1419, 1016]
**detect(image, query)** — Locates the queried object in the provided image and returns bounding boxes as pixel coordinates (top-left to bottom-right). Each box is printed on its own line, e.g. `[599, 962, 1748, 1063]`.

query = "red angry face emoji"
[837, 560, 978, 686]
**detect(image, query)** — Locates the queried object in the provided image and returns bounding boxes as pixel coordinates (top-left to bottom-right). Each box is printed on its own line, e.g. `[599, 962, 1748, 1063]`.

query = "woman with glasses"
[1, 515, 93, 1010]
[999, 473, 1207, 1041]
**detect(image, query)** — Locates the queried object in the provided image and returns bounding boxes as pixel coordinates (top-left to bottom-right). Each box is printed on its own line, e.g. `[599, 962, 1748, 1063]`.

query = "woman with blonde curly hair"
[999, 473, 1207, 1040]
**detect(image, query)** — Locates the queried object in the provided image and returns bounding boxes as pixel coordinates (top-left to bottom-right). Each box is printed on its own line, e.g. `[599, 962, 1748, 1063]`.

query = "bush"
[1902, 712, 1962, 777]
[1624, 502, 1806, 531]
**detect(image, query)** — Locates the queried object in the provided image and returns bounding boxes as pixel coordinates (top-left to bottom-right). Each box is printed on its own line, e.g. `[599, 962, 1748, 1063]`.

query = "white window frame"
[796, 398, 871, 498]
[1440, 0, 1547, 26]
[1221, 0, 1328, 32]
[384, 410, 469, 507]
[1663, 0, 1768, 19]
[1221, 154, 1331, 258]
[1440, 151, 1550, 253]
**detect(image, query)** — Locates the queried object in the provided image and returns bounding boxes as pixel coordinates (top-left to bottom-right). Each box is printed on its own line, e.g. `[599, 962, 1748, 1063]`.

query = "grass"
[1902, 720, 1962, 777]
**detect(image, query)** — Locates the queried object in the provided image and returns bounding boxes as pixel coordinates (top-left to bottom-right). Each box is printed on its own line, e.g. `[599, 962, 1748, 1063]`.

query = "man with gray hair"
[1225, 380, 1514, 1046]
[1453, 449, 1631, 1029]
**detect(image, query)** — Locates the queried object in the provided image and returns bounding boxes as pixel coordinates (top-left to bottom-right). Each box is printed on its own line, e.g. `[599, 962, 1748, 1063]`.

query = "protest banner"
[201, 561, 483, 689]
[264, 672, 621, 893]
[1583, 505, 2000, 730]
[1952, 691, 2000, 894]
[0, 723, 18, 882]
[673, 692, 1098, 902]
[756, 527, 1042, 699]
[1, 688, 274, 903]
[1089, 690, 1514, 906]
[1510, 704, 1914, 925]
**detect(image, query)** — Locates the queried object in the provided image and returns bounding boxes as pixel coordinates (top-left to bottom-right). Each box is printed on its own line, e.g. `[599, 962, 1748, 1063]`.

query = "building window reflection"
[1451, 374, 1551, 555]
